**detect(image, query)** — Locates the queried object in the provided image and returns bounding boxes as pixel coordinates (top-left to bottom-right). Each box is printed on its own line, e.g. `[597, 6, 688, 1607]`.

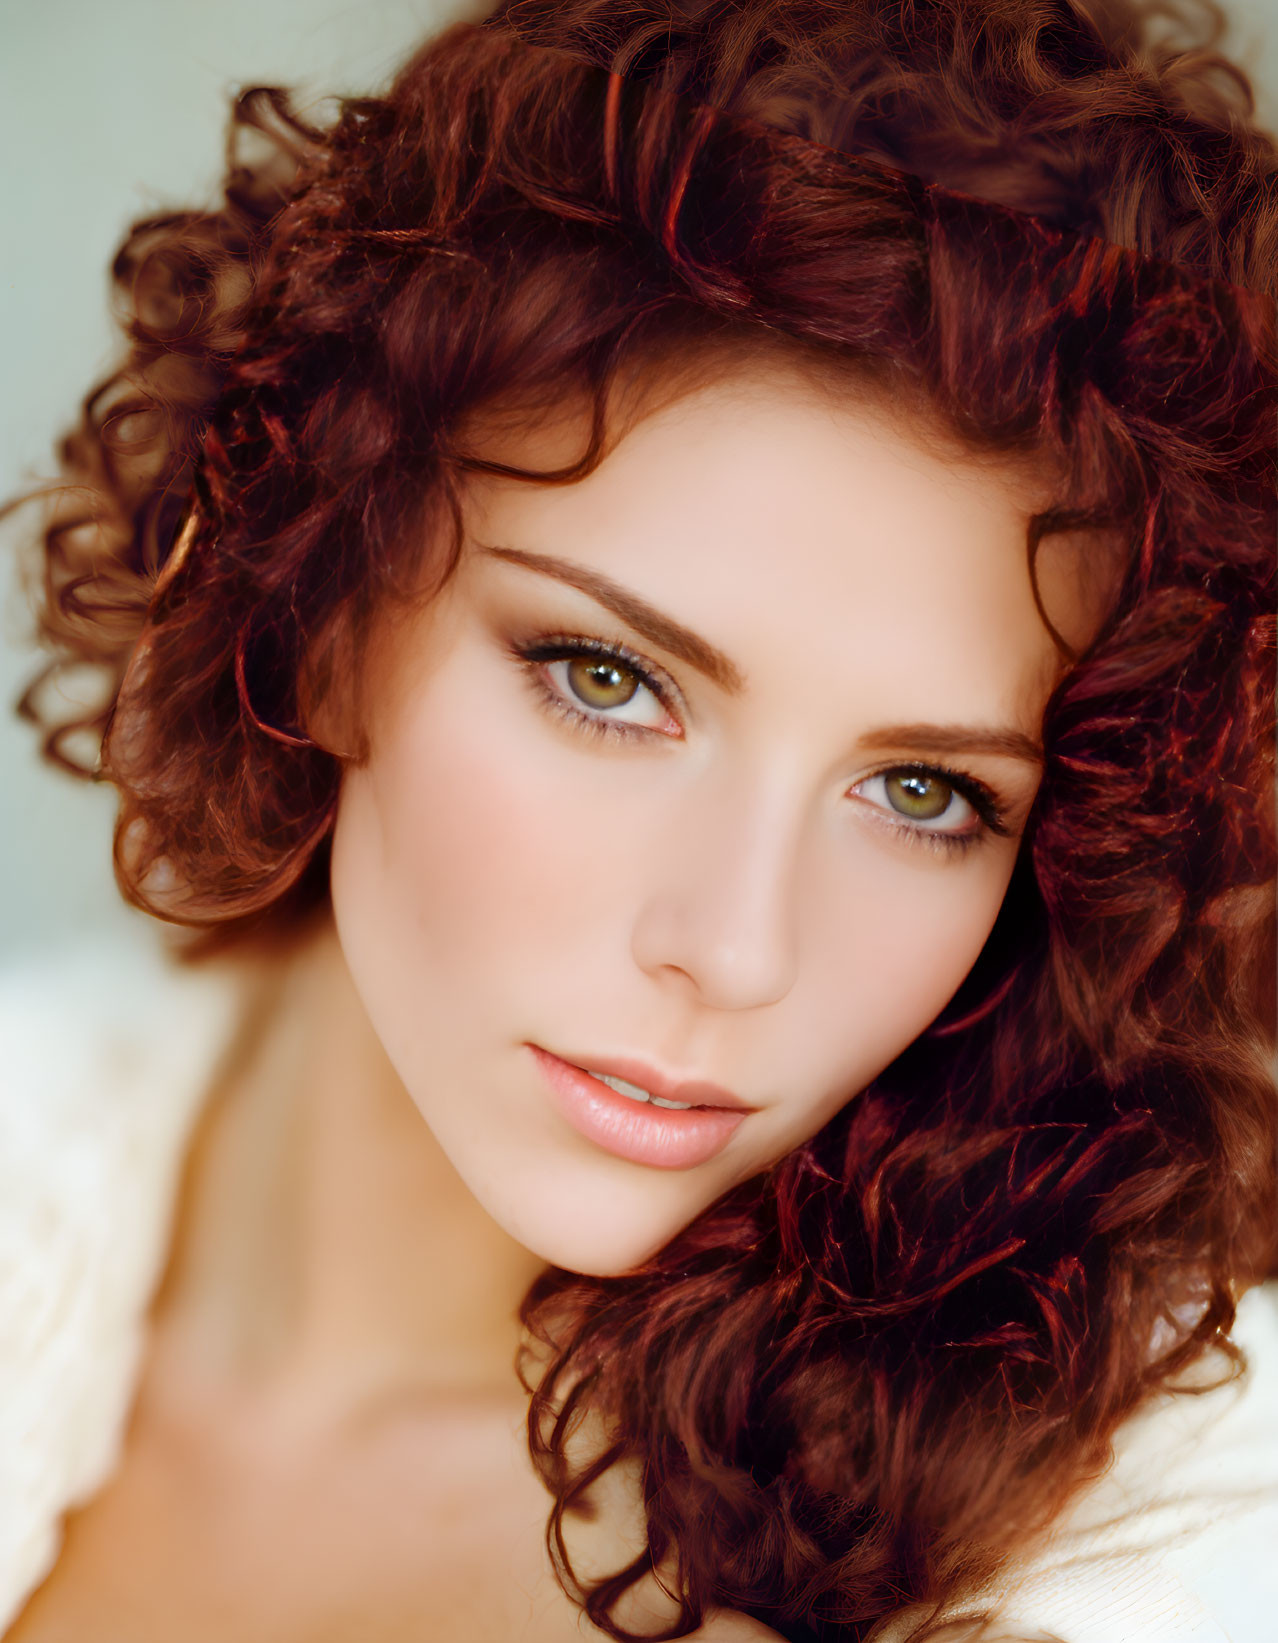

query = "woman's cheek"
[353, 659, 627, 970]
[856, 855, 1008, 1024]
[784, 842, 1019, 1132]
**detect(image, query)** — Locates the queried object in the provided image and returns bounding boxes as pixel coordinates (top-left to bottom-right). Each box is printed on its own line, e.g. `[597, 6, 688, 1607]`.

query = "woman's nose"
[628, 777, 803, 1012]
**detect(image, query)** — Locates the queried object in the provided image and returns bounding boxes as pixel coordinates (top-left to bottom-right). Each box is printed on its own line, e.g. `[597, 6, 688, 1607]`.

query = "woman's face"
[330, 361, 1079, 1275]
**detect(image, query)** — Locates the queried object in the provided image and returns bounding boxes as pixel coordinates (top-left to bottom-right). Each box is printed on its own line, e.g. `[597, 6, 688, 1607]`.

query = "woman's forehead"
[453, 369, 1071, 734]
[456, 350, 1111, 663]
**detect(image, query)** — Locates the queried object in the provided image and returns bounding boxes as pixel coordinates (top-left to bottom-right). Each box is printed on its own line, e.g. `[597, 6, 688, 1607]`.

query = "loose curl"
[12, 2, 1277, 1639]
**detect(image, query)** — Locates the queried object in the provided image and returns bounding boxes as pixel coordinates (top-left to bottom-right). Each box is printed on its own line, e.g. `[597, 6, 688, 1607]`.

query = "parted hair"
[14, 2, 1277, 1638]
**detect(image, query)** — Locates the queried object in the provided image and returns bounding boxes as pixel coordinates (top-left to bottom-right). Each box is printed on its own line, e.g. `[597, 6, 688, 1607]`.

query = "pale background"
[3, 0, 1276, 960]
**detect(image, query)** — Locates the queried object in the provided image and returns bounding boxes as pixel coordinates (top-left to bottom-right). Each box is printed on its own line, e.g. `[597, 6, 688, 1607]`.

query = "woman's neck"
[146, 913, 547, 1420]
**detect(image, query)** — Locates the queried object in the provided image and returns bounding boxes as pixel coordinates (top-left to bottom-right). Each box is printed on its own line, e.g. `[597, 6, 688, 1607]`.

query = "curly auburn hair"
[13, 0, 1277, 1638]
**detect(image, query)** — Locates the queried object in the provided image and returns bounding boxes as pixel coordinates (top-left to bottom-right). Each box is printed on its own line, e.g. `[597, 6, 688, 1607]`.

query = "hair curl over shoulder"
[13, 2, 1277, 1638]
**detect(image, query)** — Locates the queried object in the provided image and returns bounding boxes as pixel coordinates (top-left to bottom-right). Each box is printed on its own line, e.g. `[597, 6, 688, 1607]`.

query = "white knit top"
[0, 932, 1275, 1641]
[0, 931, 242, 1633]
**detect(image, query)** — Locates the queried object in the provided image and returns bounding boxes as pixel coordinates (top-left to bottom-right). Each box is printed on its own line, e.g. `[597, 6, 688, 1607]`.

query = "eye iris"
[885, 770, 953, 821]
[567, 657, 638, 709]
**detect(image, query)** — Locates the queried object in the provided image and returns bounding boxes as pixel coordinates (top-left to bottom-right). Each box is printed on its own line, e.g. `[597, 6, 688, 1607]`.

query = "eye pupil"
[568, 657, 638, 708]
[885, 770, 953, 820]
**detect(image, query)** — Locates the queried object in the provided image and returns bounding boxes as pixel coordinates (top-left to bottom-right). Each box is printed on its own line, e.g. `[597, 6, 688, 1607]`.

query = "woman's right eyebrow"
[476, 542, 746, 694]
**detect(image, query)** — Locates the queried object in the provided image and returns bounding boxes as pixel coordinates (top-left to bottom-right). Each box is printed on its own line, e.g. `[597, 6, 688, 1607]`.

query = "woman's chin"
[495, 1197, 691, 1280]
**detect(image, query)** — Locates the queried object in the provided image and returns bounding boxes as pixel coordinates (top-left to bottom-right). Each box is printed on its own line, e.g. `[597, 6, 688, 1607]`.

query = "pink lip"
[528, 1046, 750, 1170]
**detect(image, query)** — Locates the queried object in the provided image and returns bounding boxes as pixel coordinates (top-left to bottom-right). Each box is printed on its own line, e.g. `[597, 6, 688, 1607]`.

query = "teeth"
[589, 1071, 692, 1111]
[592, 1072, 650, 1103]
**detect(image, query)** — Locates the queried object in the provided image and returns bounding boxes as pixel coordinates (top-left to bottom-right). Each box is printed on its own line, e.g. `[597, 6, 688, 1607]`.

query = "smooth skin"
[9, 357, 1093, 1642]
[331, 359, 1071, 1274]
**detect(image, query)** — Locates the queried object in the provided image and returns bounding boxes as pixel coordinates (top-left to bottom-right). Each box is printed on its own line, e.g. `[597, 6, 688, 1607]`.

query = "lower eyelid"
[911, 825, 983, 857]
[855, 802, 985, 857]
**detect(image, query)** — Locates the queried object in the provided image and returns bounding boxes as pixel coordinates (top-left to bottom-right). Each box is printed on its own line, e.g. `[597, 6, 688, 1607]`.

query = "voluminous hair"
[15, 2, 1276, 1638]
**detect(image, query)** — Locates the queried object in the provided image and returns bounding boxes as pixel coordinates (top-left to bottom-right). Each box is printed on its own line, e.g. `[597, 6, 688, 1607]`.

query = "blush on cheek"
[352, 667, 606, 977]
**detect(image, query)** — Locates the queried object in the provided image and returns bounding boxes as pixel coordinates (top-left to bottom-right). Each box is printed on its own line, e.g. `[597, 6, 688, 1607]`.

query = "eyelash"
[508, 633, 1011, 855]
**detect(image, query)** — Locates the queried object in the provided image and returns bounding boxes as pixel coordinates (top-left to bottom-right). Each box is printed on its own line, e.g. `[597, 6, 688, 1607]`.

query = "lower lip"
[529, 1047, 748, 1170]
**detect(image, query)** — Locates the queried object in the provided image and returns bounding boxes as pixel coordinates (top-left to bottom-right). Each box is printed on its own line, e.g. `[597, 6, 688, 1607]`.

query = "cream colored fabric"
[0, 933, 242, 1636]
[0, 934, 1274, 1641]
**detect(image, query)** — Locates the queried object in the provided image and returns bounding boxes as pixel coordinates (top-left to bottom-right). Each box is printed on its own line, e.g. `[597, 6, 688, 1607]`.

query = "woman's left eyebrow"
[476, 542, 746, 694]
[859, 723, 1043, 764]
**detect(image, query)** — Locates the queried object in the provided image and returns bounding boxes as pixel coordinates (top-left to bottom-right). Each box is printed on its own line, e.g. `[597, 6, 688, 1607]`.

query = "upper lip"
[547, 1049, 754, 1112]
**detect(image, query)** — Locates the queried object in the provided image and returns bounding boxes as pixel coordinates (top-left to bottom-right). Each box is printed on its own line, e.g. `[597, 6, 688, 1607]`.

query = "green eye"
[566, 657, 640, 710]
[884, 770, 956, 821]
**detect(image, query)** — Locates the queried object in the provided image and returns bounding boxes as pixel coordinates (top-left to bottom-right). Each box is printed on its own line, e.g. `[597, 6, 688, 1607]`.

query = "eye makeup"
[507, 632, 684, 742]
[504, 628, 1018, 855]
